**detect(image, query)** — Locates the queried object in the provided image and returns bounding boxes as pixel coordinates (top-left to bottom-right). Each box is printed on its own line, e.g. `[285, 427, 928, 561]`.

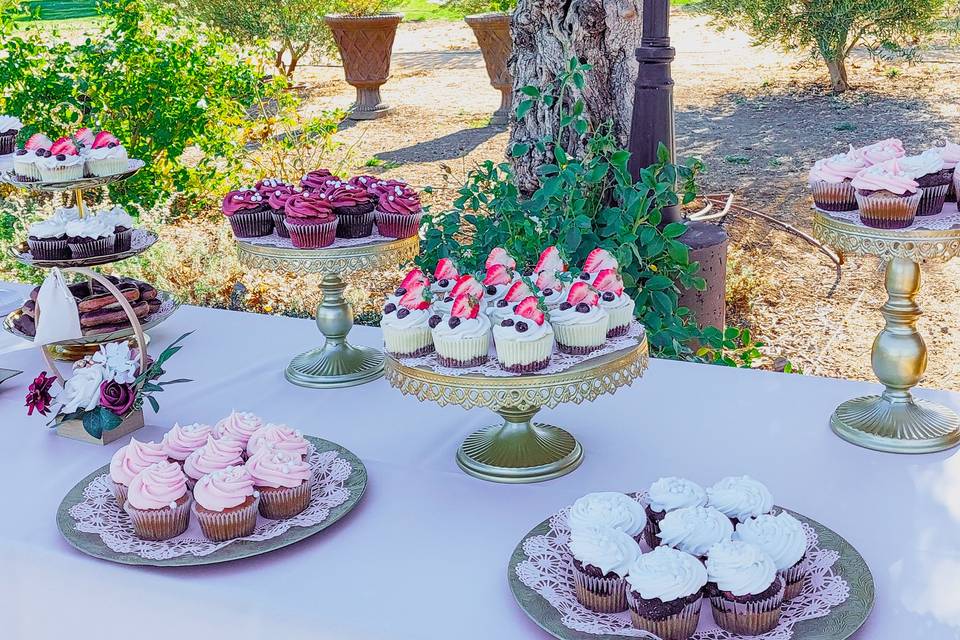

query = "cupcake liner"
[383, 325, 434, 358]
[0, 132, 15, 156]
[69, 236, 115, 259]
[642, 509, 665, 549]
[124, 496, 192, 541]
[39, 163, 84, 182]
[494, 330, 554, 371]
[917, 183, 949, 216]
[13, 158, 41, 181]
[947, 169, 956, 202]
[192, 495, 260, 542]
[710, 577, 785, 636]
[335, 210, 375, 238]
[781, 560, 807, 600]
[810, 180, 857, 212]
[114, 228, 132, 253]
[627, 593, 702, 640]
[433, 332, 490, 367]
[286, 219, 338, 249]
[258, 478, 312, 520]
[111, 480, 129, 509]
[436, 354, 489, 367]
[375, 210, 423, 239]
[605, 300, 635, 337]
[271, 211, 290, 238]
[554, 319, 608, 354]
[87, 157, 128, 177]
[228, 209, 274, 238]
[28, 237, 69, 260]
[571, 560, 629, 613]
[855, 191, 920, 230]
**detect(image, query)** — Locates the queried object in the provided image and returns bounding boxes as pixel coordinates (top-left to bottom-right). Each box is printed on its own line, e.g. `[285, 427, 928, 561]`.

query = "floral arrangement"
[25, 333, 192, 438]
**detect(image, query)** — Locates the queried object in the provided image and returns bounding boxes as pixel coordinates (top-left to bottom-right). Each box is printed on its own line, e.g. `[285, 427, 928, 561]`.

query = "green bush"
[331, 0, 401, 16]
[442, 0, 515, 13]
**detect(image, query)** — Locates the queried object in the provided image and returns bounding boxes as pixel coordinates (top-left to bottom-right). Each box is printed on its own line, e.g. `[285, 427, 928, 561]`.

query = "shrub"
[331, 0, 400, 16]
[696, 0, 945, 92]
[442, 0, 515, 13]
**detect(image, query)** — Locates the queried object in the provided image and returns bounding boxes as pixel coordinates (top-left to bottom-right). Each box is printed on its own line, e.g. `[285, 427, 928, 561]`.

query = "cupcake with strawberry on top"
[382, 279, 435, 358]
[73, 127, 94, 154]
[223, 187, 273, 238]
[13, 133, 52, 182]
[431, 293, 491, 367]
[536, 269, 568, 309]
[593, 268, 635, 337]
[85, 131, 129, 177]
[490, 279, 535, 323]
[900, 149, 951, 216]
[325, 180, 376, 238]
[551, 281, 610, 354]
[371, 180, 423, 239]
[37, 137, 85, 182]
[494, 296, 555, 373]
[483, 263, 515, 308]
[388, 268, 430, 306]
[301, 168, 340, 191]
[851, 159, 921, 229]
[284, 191, 338, 248]
[807, 148, 865, 212]
[431, 258, 460, 297]
[433, 273, 484, 317]
[535, 246, 567, 277]
[486, 246, 518, 274]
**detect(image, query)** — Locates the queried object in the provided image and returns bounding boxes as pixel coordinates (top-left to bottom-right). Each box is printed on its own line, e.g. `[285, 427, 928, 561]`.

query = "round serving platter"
[8, 229, 159, 269]
[56, 435, 368, 567]
[507, 506, 874, 640]
[0, 159, 145, 191]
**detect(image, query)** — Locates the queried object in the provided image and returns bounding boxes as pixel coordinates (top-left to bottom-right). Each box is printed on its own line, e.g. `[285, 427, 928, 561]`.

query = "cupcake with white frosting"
[65, 216, 117, 258]
[382, 280, 434, 358]
[430, 258, 459, 297]
[568, 525, 641, 613]
[97, 205, 135, 252]
[0, 115, 22, 155]
[592, 268, 635, 337]
[431, 293, 491, 367]
[488, 279, 535, 324]
[643, 477, 707, 549]
[551, 281, 610, 354]
[625, 546, 707, 639]
[706, 540, 785, 635]
[27, 216, 70, 260]
[735, 511, 809, 600]
[432, 274, 484, 317]
[935, 141, 960, 202]
[657, 506, 733, 559]
[707, 475, 774, 525]
[12, 133, 52, 181]
[37, 137, 85, 182]
[482, 263, 515, 308]
[535, 269, 568, 309]
[493, 296, 555, 373]
[85, 131, 128, 177]
[567, 492, 648, 544]
[900, 149, 951, 216]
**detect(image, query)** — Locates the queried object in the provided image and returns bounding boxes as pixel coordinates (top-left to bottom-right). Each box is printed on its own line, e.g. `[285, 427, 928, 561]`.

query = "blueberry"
[580, 272, 591, 280]
[15, 149, 26, 156]
[602, 292, 615, 302]
[543, 288, 553, 296]
[107, 142, 117, 148]
[576, 303, 590, 313]
[486, 285, 497, 296]
[501, 318, 514, 327]
[395, 287, 407, 296]
[448, 317, 461, 329]
[515, 321, 529, 333]
[444, 296, 453, 303]
[438, 279, 449, 287]
[56, 154, 66, 161]
[428, 315, 442, 329]
[522, 267, 534, 277]
[559, 302, 573, 311]
[397, 308, 410, 319]
[497, 299, 508, 308]
[383, 303, 397, 314]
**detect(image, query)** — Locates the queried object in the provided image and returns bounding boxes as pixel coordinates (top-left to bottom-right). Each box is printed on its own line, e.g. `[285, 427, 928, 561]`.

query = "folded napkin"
[33, 268, 82, 346]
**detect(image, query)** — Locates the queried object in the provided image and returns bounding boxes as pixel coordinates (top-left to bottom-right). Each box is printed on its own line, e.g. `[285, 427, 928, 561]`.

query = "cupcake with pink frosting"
[246, 448, 313, 519]
[123, 461, 192, 541]
[283, 191, 338, 249]
[183, 436, 245, 488]
[808, 148, 865, 212]
[191, 465, 261, 541]
[851, 159, 921, 229]
[933, 141, 960, 202]
[246, 423, 311, 460]
[900, 149, 950, 216]
[852, 138, 906, 167]
[109, 437, 168, 507]
[324, 180, 376, 238]
[258, 179, 298, 238]
[214, 410, 264, 448]
[301, 169, 340, 191]
[222, 188, 273, 238]
[371, 180, 423, 239]
[161, 422, 213, 465]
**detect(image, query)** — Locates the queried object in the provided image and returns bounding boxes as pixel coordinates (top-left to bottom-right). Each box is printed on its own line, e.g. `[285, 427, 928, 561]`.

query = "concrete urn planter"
[465, 12, 513, 125]
[325, 13, 404, 120]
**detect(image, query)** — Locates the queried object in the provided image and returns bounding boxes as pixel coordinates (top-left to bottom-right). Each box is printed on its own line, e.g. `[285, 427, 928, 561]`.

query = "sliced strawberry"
[535, 246, 565, 274]
[451, 274, 485, 299]
[451, 293, 481, 319]
[582, 248, 618, 274]
[49, 137, 78, 156]
[536, 270, 562, 291]
[505, 281, 533, 303]
[567, 281, 600, 306]
[592, 268, 624, 295]
[434, 258, 459, 281]
[400, 268, 429, 290]
[514, 296, 546, 325]
[485, 247, 516, 270]
[91, 131, 120, 149]
[74, 127, 94, 146]
[24, 134, 52, 151]
[399, 283, 430, 310]
[483, 264, 512, 286]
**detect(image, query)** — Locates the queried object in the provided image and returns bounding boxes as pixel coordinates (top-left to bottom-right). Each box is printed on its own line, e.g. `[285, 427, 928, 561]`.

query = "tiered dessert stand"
[236, 234, 419, 388]
[813, 206, 960, 453]
[384, 330, 649, 483]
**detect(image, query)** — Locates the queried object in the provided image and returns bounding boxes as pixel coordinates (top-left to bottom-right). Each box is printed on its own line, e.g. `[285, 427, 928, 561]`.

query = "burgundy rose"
[100, 380, 136, 416]
[25, 371, 57, 416]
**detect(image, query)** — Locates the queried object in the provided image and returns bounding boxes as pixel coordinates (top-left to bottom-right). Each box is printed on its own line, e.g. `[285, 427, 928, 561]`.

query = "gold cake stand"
[236, 235, 419, 389]
[384, 333, 649, 483]
[813, 209, 960, 453]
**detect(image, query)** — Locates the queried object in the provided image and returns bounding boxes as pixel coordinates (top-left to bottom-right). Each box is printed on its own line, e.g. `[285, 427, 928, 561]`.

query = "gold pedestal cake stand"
[236, 235, 419, 389]
[813, 209, 960, 453]
[384, 334, 649, 483]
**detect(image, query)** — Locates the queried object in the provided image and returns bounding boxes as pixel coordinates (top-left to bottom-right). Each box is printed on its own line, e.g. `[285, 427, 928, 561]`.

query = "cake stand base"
[286, 342, 385, 389]
[831, 394, 960, 454]
[456, 409, 584, 484]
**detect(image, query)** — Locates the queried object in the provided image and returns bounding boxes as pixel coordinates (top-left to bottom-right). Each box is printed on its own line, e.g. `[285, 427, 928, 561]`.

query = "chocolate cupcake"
[568, 526, 641, 613]
[284, 192, 338, 249]
[706, 475, 774, 527]
[371, 180, 423, 238]
[901, 149, 951, 216]
[626, 547, 707, 640]
[325, 181, 375, 238]
[301, 168, 340, 192]
[222, 188, 273, 238]
[0, 115, 22, 156]
[936, 142, 960, 202]
[643, 477, 707, 549]
[567, 492, 647, 545]
[26, 217, 70, 260]
[65, 216, 118, 258]
[657, 506, 733, 560]
[706, 540, 785, 635]
[850, 159, 921, 229]
[264, 183, 298, 239]
[735, 511, 809, 600]
[808, 148, 865, 212]
[97, 205, 135, 252]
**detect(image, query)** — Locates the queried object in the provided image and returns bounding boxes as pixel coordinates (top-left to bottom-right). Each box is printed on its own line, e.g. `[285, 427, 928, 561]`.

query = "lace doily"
[241, 230, 400, 250]
[67, 447, 353, 561]
[515, 494, 850, 640]
[396, 323, 645, 377]
[817, 203, 960, 231]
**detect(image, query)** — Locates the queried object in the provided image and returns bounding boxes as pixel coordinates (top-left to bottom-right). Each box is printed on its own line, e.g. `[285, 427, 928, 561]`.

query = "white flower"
[91, 342, 138, 384]
[196, 98, 208, 109]
[58, 364, 105, 414]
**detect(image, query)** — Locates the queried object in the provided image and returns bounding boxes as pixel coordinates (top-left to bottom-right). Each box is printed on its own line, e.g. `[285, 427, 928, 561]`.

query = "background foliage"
[441, 0, 515, 13]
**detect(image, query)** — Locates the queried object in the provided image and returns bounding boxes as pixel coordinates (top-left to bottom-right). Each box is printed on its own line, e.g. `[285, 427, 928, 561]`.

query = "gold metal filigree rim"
[812, 210, 960, 262]
[236, 235, 420, 274]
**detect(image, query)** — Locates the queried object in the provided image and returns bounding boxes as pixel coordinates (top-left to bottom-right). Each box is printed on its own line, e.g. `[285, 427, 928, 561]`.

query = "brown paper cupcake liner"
[228, 209, 274, 238]
[810, 180, 857, 212]
[781, 560, 807, 600]
[28, 237, 69, 260]
[192, 495, 260, 541]
[627, 593, 702, 640]
[571, 561, 629, 613]
[917, 183, 949, 216]
[271, 211, 290, 238]
[642, 518, 662, 550]
[946, 169, 956, 202]
[114, 228, 132, 253]
[334, 210, 375, 238]
[286, 219, 338, 249]
[111, 480, 129, 509]
[69, 236, 115, 259]
[607, 323, 630, 338]
[500, 357, 551, 373]
[124, 496, 192, 541]
[375, 211, 423, 238]
[257, 478, 312, 520]
[855, 191, 920, 229]
[710, 576, 785, 636]
[0, 132, 15, 156]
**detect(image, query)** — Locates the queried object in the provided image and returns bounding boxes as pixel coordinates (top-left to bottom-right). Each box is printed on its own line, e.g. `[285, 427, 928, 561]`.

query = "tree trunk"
[824, 55, 850, 93]
[509, 0, 643, 194]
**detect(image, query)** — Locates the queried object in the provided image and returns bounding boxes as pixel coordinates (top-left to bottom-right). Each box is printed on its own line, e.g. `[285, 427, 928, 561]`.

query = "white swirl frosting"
[38, 153, 84, 170]
[431, 296, 456, 316]
[626, 546, 707, 601]
[551, 304, 608, 326]
[381, 307, 431, 330]
[540, 285, 567, 308]
[599, 292, 633, 312]
[97, 205, 134, 229]
[934, 142, 960, 169]
[28, 217, 68, 239]
[431, 313, 491, 339]
[0, 115, 23, 132]
[569, 526, 641, 577]
[706, 540, 778, 597]
[648, 477, 708, 514]
[493, 313, 554, 342]
[707, 476, 774, 521]
[899, 149, 945, 179]
[657, 506, 733, 556]
[734, 512, 807, 571]
[86, 144, 128, 161]
[568, 492, 647, 538]
[65, 216, 115, 239]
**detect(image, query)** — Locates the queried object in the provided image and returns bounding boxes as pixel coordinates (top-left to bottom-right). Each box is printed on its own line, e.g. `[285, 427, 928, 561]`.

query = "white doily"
[241, 230, 399, 249]
[397, 323, 645, 377]
[817, 202, 960, 231]
[515, 494, 850, 640]
[67, 447, 353, 560]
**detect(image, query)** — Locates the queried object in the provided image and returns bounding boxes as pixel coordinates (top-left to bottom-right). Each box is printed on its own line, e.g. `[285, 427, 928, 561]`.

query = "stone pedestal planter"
[325, 13, 403, 121]
[465, 13, 513, 126]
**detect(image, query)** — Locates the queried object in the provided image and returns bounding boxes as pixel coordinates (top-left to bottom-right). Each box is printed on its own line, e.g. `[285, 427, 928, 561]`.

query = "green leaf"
[510, 143, 530, 158]
[662, 222, 687, 239]
[82, 407, 123, 439]
[516, 99, 534, 120]
[644, 275, 674, 291]
[520, 86, 541, 98]
[147, 395, 160, 413]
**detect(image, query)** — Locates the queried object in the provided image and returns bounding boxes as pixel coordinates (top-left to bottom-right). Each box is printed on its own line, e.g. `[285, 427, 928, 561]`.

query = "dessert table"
[2, 291, 959, 640]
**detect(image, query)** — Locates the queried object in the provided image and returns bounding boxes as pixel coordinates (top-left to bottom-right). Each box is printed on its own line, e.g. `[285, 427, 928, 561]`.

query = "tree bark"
[509, 0, 643, 194]
[824, 56, 850, 93]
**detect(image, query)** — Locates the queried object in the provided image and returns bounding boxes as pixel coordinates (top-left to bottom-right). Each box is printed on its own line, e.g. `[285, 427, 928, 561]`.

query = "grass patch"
[395, 0, 465, 21]
[724, 154, 751, 165]
[364, 157, 402, 170]
[834, 121, 857, 132]
[25, 0, 98, 21]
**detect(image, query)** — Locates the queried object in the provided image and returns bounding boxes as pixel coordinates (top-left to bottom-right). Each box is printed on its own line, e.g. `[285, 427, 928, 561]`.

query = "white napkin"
[33, 268, 82, 346]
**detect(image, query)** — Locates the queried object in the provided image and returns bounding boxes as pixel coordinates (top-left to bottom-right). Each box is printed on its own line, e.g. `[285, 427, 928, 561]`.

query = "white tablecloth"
[2, 300, 959, 640]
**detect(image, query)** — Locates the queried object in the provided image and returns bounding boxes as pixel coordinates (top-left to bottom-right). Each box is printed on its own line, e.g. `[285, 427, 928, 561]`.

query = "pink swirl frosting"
[214, 410, 264, 445]
[183, 436, 245, 480]
[323, 181, 372, 207]
[125, 461, 189, 510]
[284, 192, 336, 223]
[372, 182, 421, 215]
[192, 465, 256, 511]
[348, 175, 379, 192]
[246, 423, 310, 458]
[268, 185, 298, 210]
[162, 423, 214, 462]
[809, 148, 866, 183]
[110, 438, 168, 486]
[245, 449, 312, 489]
[931, 142, 960, 170]
[854, 138, 906, 166]
[301, 169, 340, 191]
[222, 189, 265, 216]
[851, 159, 919, 195]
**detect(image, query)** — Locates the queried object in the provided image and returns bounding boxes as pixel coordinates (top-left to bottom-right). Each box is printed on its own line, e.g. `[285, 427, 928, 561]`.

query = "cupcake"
[657, 506, 733, 559]
[284, 191, 338, 248]
[74, 127, 95, 153]
[27, 216, 70, 260]
[430, 258, 460, 297]
[551, 281, 610, 355]
[935, 141, 960, 202]
[65, 216, 117, 258]
[735, 512, 809, 600]
[535, 245, 567, 277]
[214, 410, 264, 448]
[183, 436, 245, 488]
[0, 115, 22, 155]
[707, 475, 774, 526]
[592, 268, 635, 337]
[388, 267, 431, 306]
[245, 448, 313, 519]
[123, 461, 192, 541]
[900, 149, 951, 216]
[161, 422, 214, 465]
[625, 547, 707, 640]
[222, 188, 273, 238]
[432, 274, 485, 317]
[569, 526, 641, 613]
[37, 137, 84, 182]
[382, 280, 435, 358]
[85, 131, 128, 177]
[265, 184, 298, 238]
[431, 293, 491, 367]
[567, 492, 647, 543]
[643, 477, 707, 549]
[246, 423, 311, 460]
[807, 148, 865, 212]
[485, 246, 517, 271]
[482, 263, 515, 308]
[706, 540, 785, 635]
[852, 138, 906, 166]
[493, 296, 555, 373]
[97, 205, 135, 252]
[13, 134, 52, 181]
[301, 168, 340, 191]
[535, 269, 568, 309]
[108, 437, 168, 508]
[581, 247, 619, 277]
[347, 174, 379, 192]
[254, 177, 290, 198]
[851, 159, 921, 229]
[325, 181, 376, 238]
[191, 465, 260, 541]
[489, 280, 535, 324]
[371, 180, 422, 239]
